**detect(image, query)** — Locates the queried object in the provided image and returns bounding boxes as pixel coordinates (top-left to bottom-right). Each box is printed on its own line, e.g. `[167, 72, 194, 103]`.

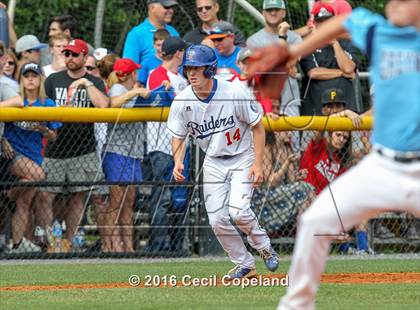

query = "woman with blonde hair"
[101, 58, 150, 252]
[2, 63, 61, 251]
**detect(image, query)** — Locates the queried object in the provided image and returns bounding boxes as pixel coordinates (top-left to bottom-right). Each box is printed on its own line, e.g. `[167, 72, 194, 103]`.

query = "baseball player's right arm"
[171, 137, 186, 183]
[289, 14, 349, 60]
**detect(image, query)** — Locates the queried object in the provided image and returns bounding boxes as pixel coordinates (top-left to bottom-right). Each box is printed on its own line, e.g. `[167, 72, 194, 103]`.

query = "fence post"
[94, 0, 106, 48]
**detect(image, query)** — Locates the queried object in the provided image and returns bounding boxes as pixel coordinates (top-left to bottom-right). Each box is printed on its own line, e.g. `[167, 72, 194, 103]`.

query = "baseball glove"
[247, 44, 290, 100]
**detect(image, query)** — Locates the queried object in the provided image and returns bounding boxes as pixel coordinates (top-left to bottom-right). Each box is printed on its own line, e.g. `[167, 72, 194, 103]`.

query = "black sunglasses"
[85, 65, 96, 71]
[197, 5, 212, 13]
[211, 37, 226, 42]
[6, 61, 15, 66]
[64, 51, 81, 58]
[163, 5, 176, 10]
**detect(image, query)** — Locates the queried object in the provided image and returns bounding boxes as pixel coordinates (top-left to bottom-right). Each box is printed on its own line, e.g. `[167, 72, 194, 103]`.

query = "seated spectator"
[251, 101, 315, 236]
[123, 0, 179, 65]
[42, 33, 70, 77]
[102, 58, 150, 252]
[300, 130, 352, 195]
[207, 21, 241, 75]
[138, 28, 170, 87]
[15, 35, 48, 80]
[299, 111, 372, 254]
[145, 36, 188, 253]
[184, 0, 246, 46]
[2, 63, 61, 252]
[299, 3, 360, 116]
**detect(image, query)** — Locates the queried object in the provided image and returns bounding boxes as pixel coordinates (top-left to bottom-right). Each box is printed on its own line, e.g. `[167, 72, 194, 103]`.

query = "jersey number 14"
[225, 128, 241, 146]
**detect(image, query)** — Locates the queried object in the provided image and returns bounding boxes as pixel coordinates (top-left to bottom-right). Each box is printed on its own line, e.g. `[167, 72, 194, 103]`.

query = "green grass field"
[1, 258, 419, 309]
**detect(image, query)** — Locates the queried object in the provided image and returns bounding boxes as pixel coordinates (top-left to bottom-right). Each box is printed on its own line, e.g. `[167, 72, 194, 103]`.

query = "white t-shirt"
[147, 66, 188, 154]
[167, 79, 262, 157]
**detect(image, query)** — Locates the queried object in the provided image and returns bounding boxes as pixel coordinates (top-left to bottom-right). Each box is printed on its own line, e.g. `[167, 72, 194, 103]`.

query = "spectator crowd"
[0, 0, 418, 255]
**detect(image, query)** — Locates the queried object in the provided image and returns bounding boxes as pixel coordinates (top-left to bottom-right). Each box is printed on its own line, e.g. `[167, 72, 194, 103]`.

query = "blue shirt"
[4, 98, 62, 165]
[215, 46, 241, 74]
[122, 18, 179, 65]
[138, 54, 162, 86]
[344, 8, 420, 152]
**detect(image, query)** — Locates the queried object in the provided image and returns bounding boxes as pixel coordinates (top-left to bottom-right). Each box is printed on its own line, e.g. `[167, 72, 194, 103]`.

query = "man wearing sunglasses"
[206, 21, 241, 74]
[184, 0, 245, 47]
[35, 39, 109, 244]
[123, 0, 179, 67]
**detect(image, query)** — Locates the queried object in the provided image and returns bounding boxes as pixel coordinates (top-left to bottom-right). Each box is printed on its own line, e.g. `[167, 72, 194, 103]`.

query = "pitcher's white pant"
[278, 152, 420, 310]
[203, 152, 271, 269]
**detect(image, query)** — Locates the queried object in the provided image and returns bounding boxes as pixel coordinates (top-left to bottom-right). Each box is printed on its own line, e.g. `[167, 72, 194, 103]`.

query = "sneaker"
[405, 223, 419, 240]
[8, 237, 41, 254]
[375, 224, 395, 239]
[258, 246, 280, 272]
[226, 265, 257, 280]
[356, 248, 375, 256]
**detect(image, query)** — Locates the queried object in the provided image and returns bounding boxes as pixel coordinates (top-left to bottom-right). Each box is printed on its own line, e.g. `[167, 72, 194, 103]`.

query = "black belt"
[216, 154, 237, 160]
[377, 149, 420, 163]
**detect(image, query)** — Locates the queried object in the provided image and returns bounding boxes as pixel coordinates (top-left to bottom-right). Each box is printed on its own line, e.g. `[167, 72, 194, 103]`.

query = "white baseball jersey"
[167, 79, 262, 157]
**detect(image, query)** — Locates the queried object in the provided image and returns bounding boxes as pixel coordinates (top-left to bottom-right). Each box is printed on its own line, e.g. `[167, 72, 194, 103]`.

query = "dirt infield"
[1, 272, 419, 292]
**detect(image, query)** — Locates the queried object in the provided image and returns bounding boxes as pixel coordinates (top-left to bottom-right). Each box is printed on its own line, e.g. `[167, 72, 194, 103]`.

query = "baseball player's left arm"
[248, 120, 265, 188]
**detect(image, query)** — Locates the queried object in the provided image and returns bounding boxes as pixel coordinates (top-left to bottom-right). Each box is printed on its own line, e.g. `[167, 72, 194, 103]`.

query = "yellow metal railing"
[0, 107, 373, 131]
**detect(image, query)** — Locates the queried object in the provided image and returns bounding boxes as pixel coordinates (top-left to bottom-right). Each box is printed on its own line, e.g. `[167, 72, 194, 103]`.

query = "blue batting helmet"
[182, 44, 217, 79]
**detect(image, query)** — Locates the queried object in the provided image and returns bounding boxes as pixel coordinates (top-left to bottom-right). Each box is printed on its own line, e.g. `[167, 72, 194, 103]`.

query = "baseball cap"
[321, 88, 346, 105]
[207, 21, 235, 40]
[21, 62, 43, 76]
[147, 0, 178, 7]
[263, 0, 286, 10]
[93, 47, 111, 61]
[236, 47, 253, 63]
[63, 39, 89, 55]
[113, 58, 141, 76]
[162, 36, 188, 56]
[312, 3, 334, 22]
[15, 35, 48, 54]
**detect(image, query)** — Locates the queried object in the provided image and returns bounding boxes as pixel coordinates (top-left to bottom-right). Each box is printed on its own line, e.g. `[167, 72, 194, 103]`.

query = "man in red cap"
[296, 1, 352, 38]
[299, 3, 359, 117]
[34, 38, 109, 245]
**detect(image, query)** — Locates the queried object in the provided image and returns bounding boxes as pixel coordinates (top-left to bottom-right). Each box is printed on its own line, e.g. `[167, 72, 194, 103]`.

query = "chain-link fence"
[1, 1, 418, 259]
[1, 113, 418, 258]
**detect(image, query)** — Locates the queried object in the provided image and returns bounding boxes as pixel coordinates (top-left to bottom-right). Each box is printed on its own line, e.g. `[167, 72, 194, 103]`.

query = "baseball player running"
[247, 0, 419, 309]
[167, 44, 279, 279]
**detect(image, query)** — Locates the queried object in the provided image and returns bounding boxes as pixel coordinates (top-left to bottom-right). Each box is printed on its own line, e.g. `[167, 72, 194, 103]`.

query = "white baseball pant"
[203, 151, 271, 269]
[278, 151, 420, 310]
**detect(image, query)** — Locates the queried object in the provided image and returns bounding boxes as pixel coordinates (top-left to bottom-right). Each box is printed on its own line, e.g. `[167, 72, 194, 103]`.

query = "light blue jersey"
[122, 19, 179, 65]
[344, 8, 420, 152]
